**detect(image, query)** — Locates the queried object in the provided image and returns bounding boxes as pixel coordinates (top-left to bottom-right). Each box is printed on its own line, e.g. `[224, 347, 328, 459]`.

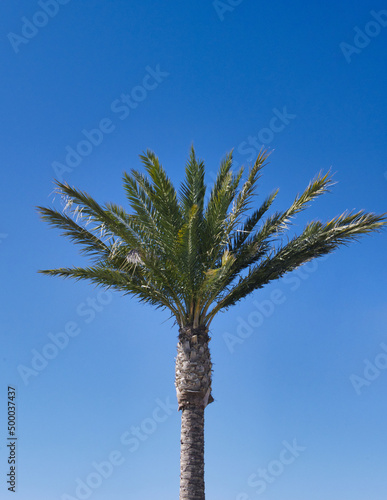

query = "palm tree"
[38, 148, 386, 500]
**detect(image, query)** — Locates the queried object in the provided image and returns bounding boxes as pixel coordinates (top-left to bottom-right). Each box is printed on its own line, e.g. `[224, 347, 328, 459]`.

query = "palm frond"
[201, 155, 244, 267]
[38, 264, 182, 316]
[138, 150, 183, 231]
[37, 206, 111, 260]
[206, 209, 387, 322]
[227, 150, 269, 233]
[230, 170, 334, 273]
[179, 145, 206, 217]
[56, 181, 143, 250]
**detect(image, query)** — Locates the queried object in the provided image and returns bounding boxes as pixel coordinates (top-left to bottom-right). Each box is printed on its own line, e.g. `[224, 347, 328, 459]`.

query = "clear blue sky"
[1, 1, 387, 499]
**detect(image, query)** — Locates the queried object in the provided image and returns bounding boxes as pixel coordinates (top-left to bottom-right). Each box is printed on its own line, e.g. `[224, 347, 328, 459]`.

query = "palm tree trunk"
[175, 326, 214, 500]
[180, 406, 205, 499]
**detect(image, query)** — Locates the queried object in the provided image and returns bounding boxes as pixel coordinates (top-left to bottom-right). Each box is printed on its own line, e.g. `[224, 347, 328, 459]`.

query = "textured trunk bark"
[180, 407, 205, 500]
[175, 325, 213, 500]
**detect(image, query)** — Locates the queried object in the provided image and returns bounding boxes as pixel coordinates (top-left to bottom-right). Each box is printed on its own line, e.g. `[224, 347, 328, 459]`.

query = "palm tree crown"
[38, 148, 386, 328]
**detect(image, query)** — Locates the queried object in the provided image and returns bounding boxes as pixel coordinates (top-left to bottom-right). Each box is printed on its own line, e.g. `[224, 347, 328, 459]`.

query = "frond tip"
[126, 249, 143, 264]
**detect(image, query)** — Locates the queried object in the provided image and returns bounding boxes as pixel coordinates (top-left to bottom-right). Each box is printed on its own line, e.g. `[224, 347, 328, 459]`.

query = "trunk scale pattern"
[175, 326, 213, 500]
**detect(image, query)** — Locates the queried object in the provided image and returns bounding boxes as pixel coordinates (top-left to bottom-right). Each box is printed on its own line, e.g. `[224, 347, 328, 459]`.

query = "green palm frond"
[205, 150, 233, 211]
[228, 189, 278, 260]
[201, 158, 244, 267]
[179, 145, 206, 217]
[227, 150, 268, 233]
[228, 171, 334, 274]
[39, 264, 179, 314]
[138, 150, 183, 231]
[56, 181, 143, 250]
[122, 172, 161, 246]
[205, 209, 386, 322]
[37, 206, 111, 260]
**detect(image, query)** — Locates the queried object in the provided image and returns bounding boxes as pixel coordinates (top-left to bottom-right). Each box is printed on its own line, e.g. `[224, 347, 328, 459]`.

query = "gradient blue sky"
[1, 1, 387, 499]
